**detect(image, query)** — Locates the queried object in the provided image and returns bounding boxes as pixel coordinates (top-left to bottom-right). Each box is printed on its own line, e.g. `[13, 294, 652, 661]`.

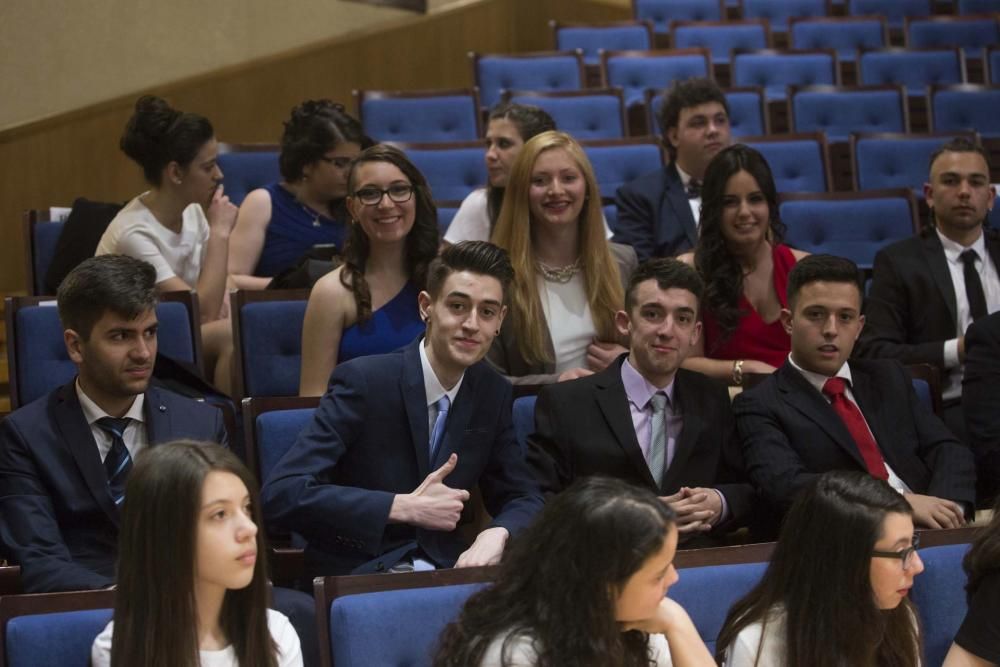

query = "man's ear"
[417, 290, 432, 323]
[497, 304, 508, 330]
[779, 308, 793, 336]
[614, 309, 631, 339]
[64, 329, 85, 364]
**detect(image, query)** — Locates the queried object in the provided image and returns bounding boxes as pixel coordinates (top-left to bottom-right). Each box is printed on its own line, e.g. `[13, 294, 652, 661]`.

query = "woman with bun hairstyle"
[91, 441, 302, 667]
[228, 100, 369, 289]
[433, 476, 716, 667]
[718, 471, 924, 667]
[297, 144, 438, 396]
[97, 95, 236, 391]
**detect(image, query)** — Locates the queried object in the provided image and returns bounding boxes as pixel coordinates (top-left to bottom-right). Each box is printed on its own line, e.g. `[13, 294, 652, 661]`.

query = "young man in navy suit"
[613, 78, 732, 262]
[735, 254, 976, 530]
[262, 242, 543, 577]
[0, 255, 228, 592]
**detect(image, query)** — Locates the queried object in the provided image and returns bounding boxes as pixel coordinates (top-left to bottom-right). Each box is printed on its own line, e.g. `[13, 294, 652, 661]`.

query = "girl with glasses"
[298, 144, 438, 396]
[718, 470, 924, 667]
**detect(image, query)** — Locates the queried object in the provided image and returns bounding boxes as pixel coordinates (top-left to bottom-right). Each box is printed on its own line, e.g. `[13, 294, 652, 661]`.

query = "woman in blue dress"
[298, 144, 439, 396]
[228, 100, 368, 289]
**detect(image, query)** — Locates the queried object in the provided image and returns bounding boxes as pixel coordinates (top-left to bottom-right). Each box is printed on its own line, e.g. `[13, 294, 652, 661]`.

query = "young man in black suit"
[527, 258, 755, 540]
[735, 254, 976, 529]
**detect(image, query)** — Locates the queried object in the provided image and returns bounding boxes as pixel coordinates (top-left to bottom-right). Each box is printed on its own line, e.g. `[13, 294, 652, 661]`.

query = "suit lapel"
[54, 382, 119, 524]
[663, 164, 699, 249]
[402, 341, 431, 479]
[775, 363, 867, 469]
[921, 233, 958, 326]
[985, 229, 1000, 278]
[660, 375, 702, 493]
[595, 364, 658, 488]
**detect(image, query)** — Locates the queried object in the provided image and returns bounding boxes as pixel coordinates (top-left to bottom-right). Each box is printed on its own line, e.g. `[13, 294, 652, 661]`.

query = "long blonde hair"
[492, 131, 624, 366]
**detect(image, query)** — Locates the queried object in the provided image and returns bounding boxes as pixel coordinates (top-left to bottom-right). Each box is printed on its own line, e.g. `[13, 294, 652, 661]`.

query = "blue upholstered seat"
[582, 140, 664, 197]
[234, 298, 308, 398]
[790, 17, 887, 62]
[791, 85, 906, 141]
[849, 0, 931, 30]
[959, 0, 1000, 13]
[671, 21, 769, 66]
[508, 90, 626, 139]
[399, 143, 489, 202]
[931, 85, 1000, 139]
[634, 0, 724, 35]
[512, 396, 537, 456]
[29, 219, 65, 296]
[907, 16, 1000, 57]
[602, 49, 711, 108]
[852, 132, 973, 193]
[436, 202, 460, 233]
[668, 561, 768, 653]
[741, 0, 829, 35]
[911, 543, 971, 667]
[554, 22, 652, 65]
[217, 148, 281, 206]
[743, 134, 831, 193]
[732, 50, 837, 101]
[989, 47, 1000, 83]
[5, 608, 112, 667]
[358, 91, 480, 143]
[473, 52, 584, 109]
[254, 407, 317, 481]
[858, 48, 965, 96]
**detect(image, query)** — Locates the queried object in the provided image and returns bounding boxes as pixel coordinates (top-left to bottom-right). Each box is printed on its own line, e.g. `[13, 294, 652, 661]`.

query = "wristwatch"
[732, 359, 744, 386]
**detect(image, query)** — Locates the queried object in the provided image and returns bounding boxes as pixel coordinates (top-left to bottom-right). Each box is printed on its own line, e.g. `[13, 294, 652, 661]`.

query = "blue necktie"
[429, 396, 451, 462]
[96, 417, 133, 506]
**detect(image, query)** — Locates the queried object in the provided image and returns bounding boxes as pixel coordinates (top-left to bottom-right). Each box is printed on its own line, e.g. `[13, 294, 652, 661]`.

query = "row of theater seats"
[0, 535, 973, 667]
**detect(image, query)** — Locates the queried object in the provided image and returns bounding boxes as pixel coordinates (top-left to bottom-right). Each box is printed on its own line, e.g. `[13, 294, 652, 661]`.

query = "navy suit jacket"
[527, 357, 756, 534]
[260, 338, 543, 576]
[612, 163, 698, 262]
[734, 359, 976, 520]
[0, 381, 227, 593]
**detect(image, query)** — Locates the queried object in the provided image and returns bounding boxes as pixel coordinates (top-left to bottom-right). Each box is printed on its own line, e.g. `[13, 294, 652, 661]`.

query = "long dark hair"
[963, 494, 1000, 600]
[485, 102, 556, 230]
[434, 476, 676, 667]
[695, 144, 786, 343]
[120, 95, 214, 186]
[110, 441, 277, 667]
[278, 99, 369, 181]
[715, 471, 921, 667]
[340, 144, 439, 323]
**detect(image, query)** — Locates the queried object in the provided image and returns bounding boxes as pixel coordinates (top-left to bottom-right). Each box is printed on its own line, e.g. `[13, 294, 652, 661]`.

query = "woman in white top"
[444, 103, 555, 245]
[433, 476, 716, 667]
[718, 471, 925, 667]
[489, 130, 636, 385]
[91, 441, 302, 667]
[96, 96, 237, 392]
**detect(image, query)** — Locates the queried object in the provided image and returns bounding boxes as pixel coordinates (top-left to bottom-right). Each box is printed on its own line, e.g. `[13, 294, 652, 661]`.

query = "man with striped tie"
[0, 255, 227, 593]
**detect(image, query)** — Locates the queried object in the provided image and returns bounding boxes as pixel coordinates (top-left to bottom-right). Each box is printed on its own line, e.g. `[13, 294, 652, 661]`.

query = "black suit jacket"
[612, 164, 698, 263]
[527, 356, 755, 531]
[963, 312, 1000, 465]
[260, 337, 543, 577]
[734, 359, 976, 517]
[858, 229, 1000, 367]
[0, 381, 227, 592]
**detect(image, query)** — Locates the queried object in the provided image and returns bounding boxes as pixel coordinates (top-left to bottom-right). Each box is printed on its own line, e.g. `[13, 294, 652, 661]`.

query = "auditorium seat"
[739, 0, 830, 36]
[581, 138, 664, 198]
[743, 132, 833, 193]
[471, 51, 585, 109]
[850, 131, 978, 193]
[436, 200, 462, 233]
[779, 189, 920, 269]
[633, 0, 725, 37]
[551, 20, 654, 66]
[241, 396, 319, 489]
[216, 144, 281, 207]
[647, 87, 768, 137]
[858, 48, 966, 97]
[23, 209, 68, 296]
[911, 543, 972, 667]
[0, 588, 115, 667]
[790, 84, 908, 141]
[355, 89, 481, 143]
[731, 49, 838, 101]
[600, 48, 711, 108]
[670, 20, 771, 67]
[506, 89, 627, 139]
[511, 395, 537, 456]
[848, 0, 931, 30]
[906, 15, 1000, 58]
[989, 46, 1000, 83]
[958, 0, 1000, 13]
[930, 84, 1000, 139]
[389, 142, 487, 202]
[789, 16, 889, 65]
[230, 289, 310, 400]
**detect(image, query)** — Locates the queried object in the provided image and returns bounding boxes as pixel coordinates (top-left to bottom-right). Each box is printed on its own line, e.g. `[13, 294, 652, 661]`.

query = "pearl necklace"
[536, 258, 582, 284]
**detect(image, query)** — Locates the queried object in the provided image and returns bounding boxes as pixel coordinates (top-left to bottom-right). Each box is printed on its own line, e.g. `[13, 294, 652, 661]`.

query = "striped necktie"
[96, 417, 133, 506]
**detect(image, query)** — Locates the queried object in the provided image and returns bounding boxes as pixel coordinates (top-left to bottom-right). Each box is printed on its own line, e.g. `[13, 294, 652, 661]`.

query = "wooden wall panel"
[0, 0, 628, 295]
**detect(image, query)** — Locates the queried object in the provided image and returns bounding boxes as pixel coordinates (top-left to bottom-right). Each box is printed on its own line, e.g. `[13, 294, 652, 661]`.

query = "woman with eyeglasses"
[229, 100, 370, 289]
[943, 497, 1000, 666]
[298, 144, 438, 396]
[718, 471, 924, 667]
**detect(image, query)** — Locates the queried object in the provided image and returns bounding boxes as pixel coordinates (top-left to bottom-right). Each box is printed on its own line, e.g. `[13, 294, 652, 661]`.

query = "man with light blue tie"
[262, 242, 543, 577]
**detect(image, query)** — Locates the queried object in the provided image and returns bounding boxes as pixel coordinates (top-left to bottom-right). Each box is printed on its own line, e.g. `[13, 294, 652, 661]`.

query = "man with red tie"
[734, 254, 976, 531]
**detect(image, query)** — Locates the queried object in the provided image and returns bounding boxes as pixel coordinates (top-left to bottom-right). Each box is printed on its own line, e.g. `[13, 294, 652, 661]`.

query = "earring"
[495, 329, 501, 336]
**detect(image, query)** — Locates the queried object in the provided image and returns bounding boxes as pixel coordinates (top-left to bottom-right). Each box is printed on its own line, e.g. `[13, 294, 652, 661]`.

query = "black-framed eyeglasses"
[872, 534, 921, 570]
[353, 184, 414, 206]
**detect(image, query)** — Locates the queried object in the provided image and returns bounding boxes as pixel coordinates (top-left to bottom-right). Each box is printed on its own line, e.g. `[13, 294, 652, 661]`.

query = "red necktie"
[821, 378, 889, 481]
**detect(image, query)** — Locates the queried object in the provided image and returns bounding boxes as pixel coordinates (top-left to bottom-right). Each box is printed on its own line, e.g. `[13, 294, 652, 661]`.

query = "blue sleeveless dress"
[338, 281, 425, 363]
[254, 183, 347, 277]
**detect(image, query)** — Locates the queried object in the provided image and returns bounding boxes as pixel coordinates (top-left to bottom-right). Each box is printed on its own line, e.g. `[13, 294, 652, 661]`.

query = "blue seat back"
[436, 203, 460, 233]
[853, 134, 966, 192]
[360, 95, 480, 143]
[12, 300, 197, 407]
[402, 145, 488, 202]
[932, 86, 1000, 138]
[779, 194, 916, 269]
[908, 17, 1000, 57]
[792, 87, 905, 141]
[509, 93, 625, 139]
[217, 150, 280, 206]
[31, 220, 66, 296]
[475, 54, 583, 109]
[555, 24, 652, 65]
[255, 407, 317, 481]
[911, 378, 932, 413]
[790, 18, 887, 62]
[990, 195, 1000, 229]
[668, 562, 768, 653]
[648, 88, 765, 136]
[959, 0, 1000, 13]
[582, 142, 663, 198]
[672, 22, 769, 65]
[741, 0, 829, 33]
[5, 608, 112, 667]
[858, 49, 964, 96]
[330, 583, 487, 667]
[990, 48, 1000, 83]
[604, 203, 619, 232]
[634, 0, 724, 34]
[911, 543, 971, 667]
[603, 51, 710, 107]
[732, 51, 837, 100]
[849, 0, 931, 29]
[743, 136, 829, 193]
[511, 396, 537, 456]
[238, 299, 308, 398]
